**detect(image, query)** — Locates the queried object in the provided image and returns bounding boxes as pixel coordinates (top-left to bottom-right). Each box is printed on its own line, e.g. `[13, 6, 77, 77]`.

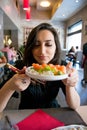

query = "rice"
[29, 68, 54, 76]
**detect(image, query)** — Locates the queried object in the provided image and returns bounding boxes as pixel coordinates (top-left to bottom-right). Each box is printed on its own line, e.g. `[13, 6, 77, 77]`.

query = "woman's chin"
[37, 61, 48, 64]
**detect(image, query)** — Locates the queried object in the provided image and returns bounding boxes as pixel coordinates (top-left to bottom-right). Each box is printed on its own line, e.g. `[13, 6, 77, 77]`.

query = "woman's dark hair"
[23, 23, 61, 66]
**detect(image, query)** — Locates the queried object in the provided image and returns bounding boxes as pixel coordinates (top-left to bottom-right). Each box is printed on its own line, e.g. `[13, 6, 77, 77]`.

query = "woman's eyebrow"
[36, 39, 53, 43]
[45, 40, 52, 42]
[39, 39, 52, 42]
[45, 40, 54, 43]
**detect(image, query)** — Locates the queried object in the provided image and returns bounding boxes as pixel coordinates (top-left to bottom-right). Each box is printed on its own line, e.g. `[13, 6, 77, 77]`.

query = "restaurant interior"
[0, 0, 87, 128]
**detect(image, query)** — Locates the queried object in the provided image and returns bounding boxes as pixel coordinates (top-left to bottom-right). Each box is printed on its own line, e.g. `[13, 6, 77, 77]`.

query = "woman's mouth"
[38, 56, 46, 60]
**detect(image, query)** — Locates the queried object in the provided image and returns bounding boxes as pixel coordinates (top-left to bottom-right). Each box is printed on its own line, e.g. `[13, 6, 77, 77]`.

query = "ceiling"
[18, 0, 87, 21]
[1, 0, 87, 30]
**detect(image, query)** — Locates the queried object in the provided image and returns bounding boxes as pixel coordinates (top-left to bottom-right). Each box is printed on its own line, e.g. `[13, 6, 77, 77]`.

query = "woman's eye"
[34, 41, 53, 47]
[45, 43, 52, 46]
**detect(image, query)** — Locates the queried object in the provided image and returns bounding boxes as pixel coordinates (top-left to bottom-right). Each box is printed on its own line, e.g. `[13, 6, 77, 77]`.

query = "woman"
[10, 45, 17, 64]
[0, 23, 80, 112]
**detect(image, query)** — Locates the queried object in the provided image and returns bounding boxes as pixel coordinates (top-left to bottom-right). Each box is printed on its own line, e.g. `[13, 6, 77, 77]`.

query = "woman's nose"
[40, 45, 45, 54]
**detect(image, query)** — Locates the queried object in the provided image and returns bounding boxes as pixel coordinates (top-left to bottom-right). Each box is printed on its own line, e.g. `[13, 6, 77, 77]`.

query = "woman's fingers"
[10, 74, 31, 91]
[66, 62, 72, 69]
[62, 63, 78, 87]
[18, 66, 27, 74]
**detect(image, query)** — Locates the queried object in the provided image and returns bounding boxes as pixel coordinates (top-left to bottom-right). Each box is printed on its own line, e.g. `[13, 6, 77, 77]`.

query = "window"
[66, 21, 82, 51]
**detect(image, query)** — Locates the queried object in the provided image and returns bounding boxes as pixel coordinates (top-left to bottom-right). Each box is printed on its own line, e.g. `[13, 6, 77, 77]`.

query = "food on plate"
[29, 63, 66, 76]
[52, 125, 87, 130]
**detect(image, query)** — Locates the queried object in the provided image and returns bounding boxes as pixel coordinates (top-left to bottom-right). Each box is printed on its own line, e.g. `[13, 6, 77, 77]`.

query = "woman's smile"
[38, 55, 47, 60]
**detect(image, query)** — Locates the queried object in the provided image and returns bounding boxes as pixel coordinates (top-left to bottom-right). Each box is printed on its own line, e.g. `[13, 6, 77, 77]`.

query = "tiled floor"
[5, 67, 87, 110]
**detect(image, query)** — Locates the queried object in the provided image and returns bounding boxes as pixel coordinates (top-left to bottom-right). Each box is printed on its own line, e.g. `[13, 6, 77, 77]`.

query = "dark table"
[0, 107, 86, 127]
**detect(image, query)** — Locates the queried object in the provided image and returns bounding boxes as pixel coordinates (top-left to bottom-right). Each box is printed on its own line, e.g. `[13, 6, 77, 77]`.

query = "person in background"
[69, 46, 75, 53]
[0, 51, 7, 63]
[68, 46, 75, 59]
[0, 51, 7, 86]
[76, 46, 79, 51]
[82, 43, 87, 68]
[1, 44, 9, 61]
[1, 44, 10, 63]
[0, 23, 80, 112]
[66, 46, 76, 64]
[10, 45, 17, 63]
[2, 44, 16, 65]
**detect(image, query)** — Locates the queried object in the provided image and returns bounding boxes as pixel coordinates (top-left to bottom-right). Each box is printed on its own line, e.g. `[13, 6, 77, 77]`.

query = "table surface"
[76, 105, 87, 124]
[0, 106, 87, 128]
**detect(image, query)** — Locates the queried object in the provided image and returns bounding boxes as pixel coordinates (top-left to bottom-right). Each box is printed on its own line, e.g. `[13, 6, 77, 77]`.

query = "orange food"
[58, 65, 66, 74]
[42, 63, 47, 68]
[32, 63, 66, 75]
[32, 63, 41, 70]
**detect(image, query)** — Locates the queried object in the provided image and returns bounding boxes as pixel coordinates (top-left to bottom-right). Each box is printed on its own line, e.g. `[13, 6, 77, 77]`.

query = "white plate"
[51, 124, 87, 130]
[25, 67, 68, 81]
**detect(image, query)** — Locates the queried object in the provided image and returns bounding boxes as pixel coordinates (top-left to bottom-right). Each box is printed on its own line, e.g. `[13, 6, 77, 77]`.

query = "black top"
[14, 60, 66, 109]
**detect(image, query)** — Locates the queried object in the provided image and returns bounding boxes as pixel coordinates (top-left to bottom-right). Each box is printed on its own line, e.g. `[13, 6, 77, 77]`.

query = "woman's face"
[32, 30, 56, 64]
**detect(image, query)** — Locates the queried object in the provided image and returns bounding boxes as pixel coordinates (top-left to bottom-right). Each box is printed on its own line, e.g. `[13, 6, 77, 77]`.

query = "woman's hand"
[7, 66, 31, 91]
[62, 62, 78, 87]
[0, 66, 31, 112]
[8, 73, 31, 91]
[18, 66, 27, 74]
[62, 62, 80, 109]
